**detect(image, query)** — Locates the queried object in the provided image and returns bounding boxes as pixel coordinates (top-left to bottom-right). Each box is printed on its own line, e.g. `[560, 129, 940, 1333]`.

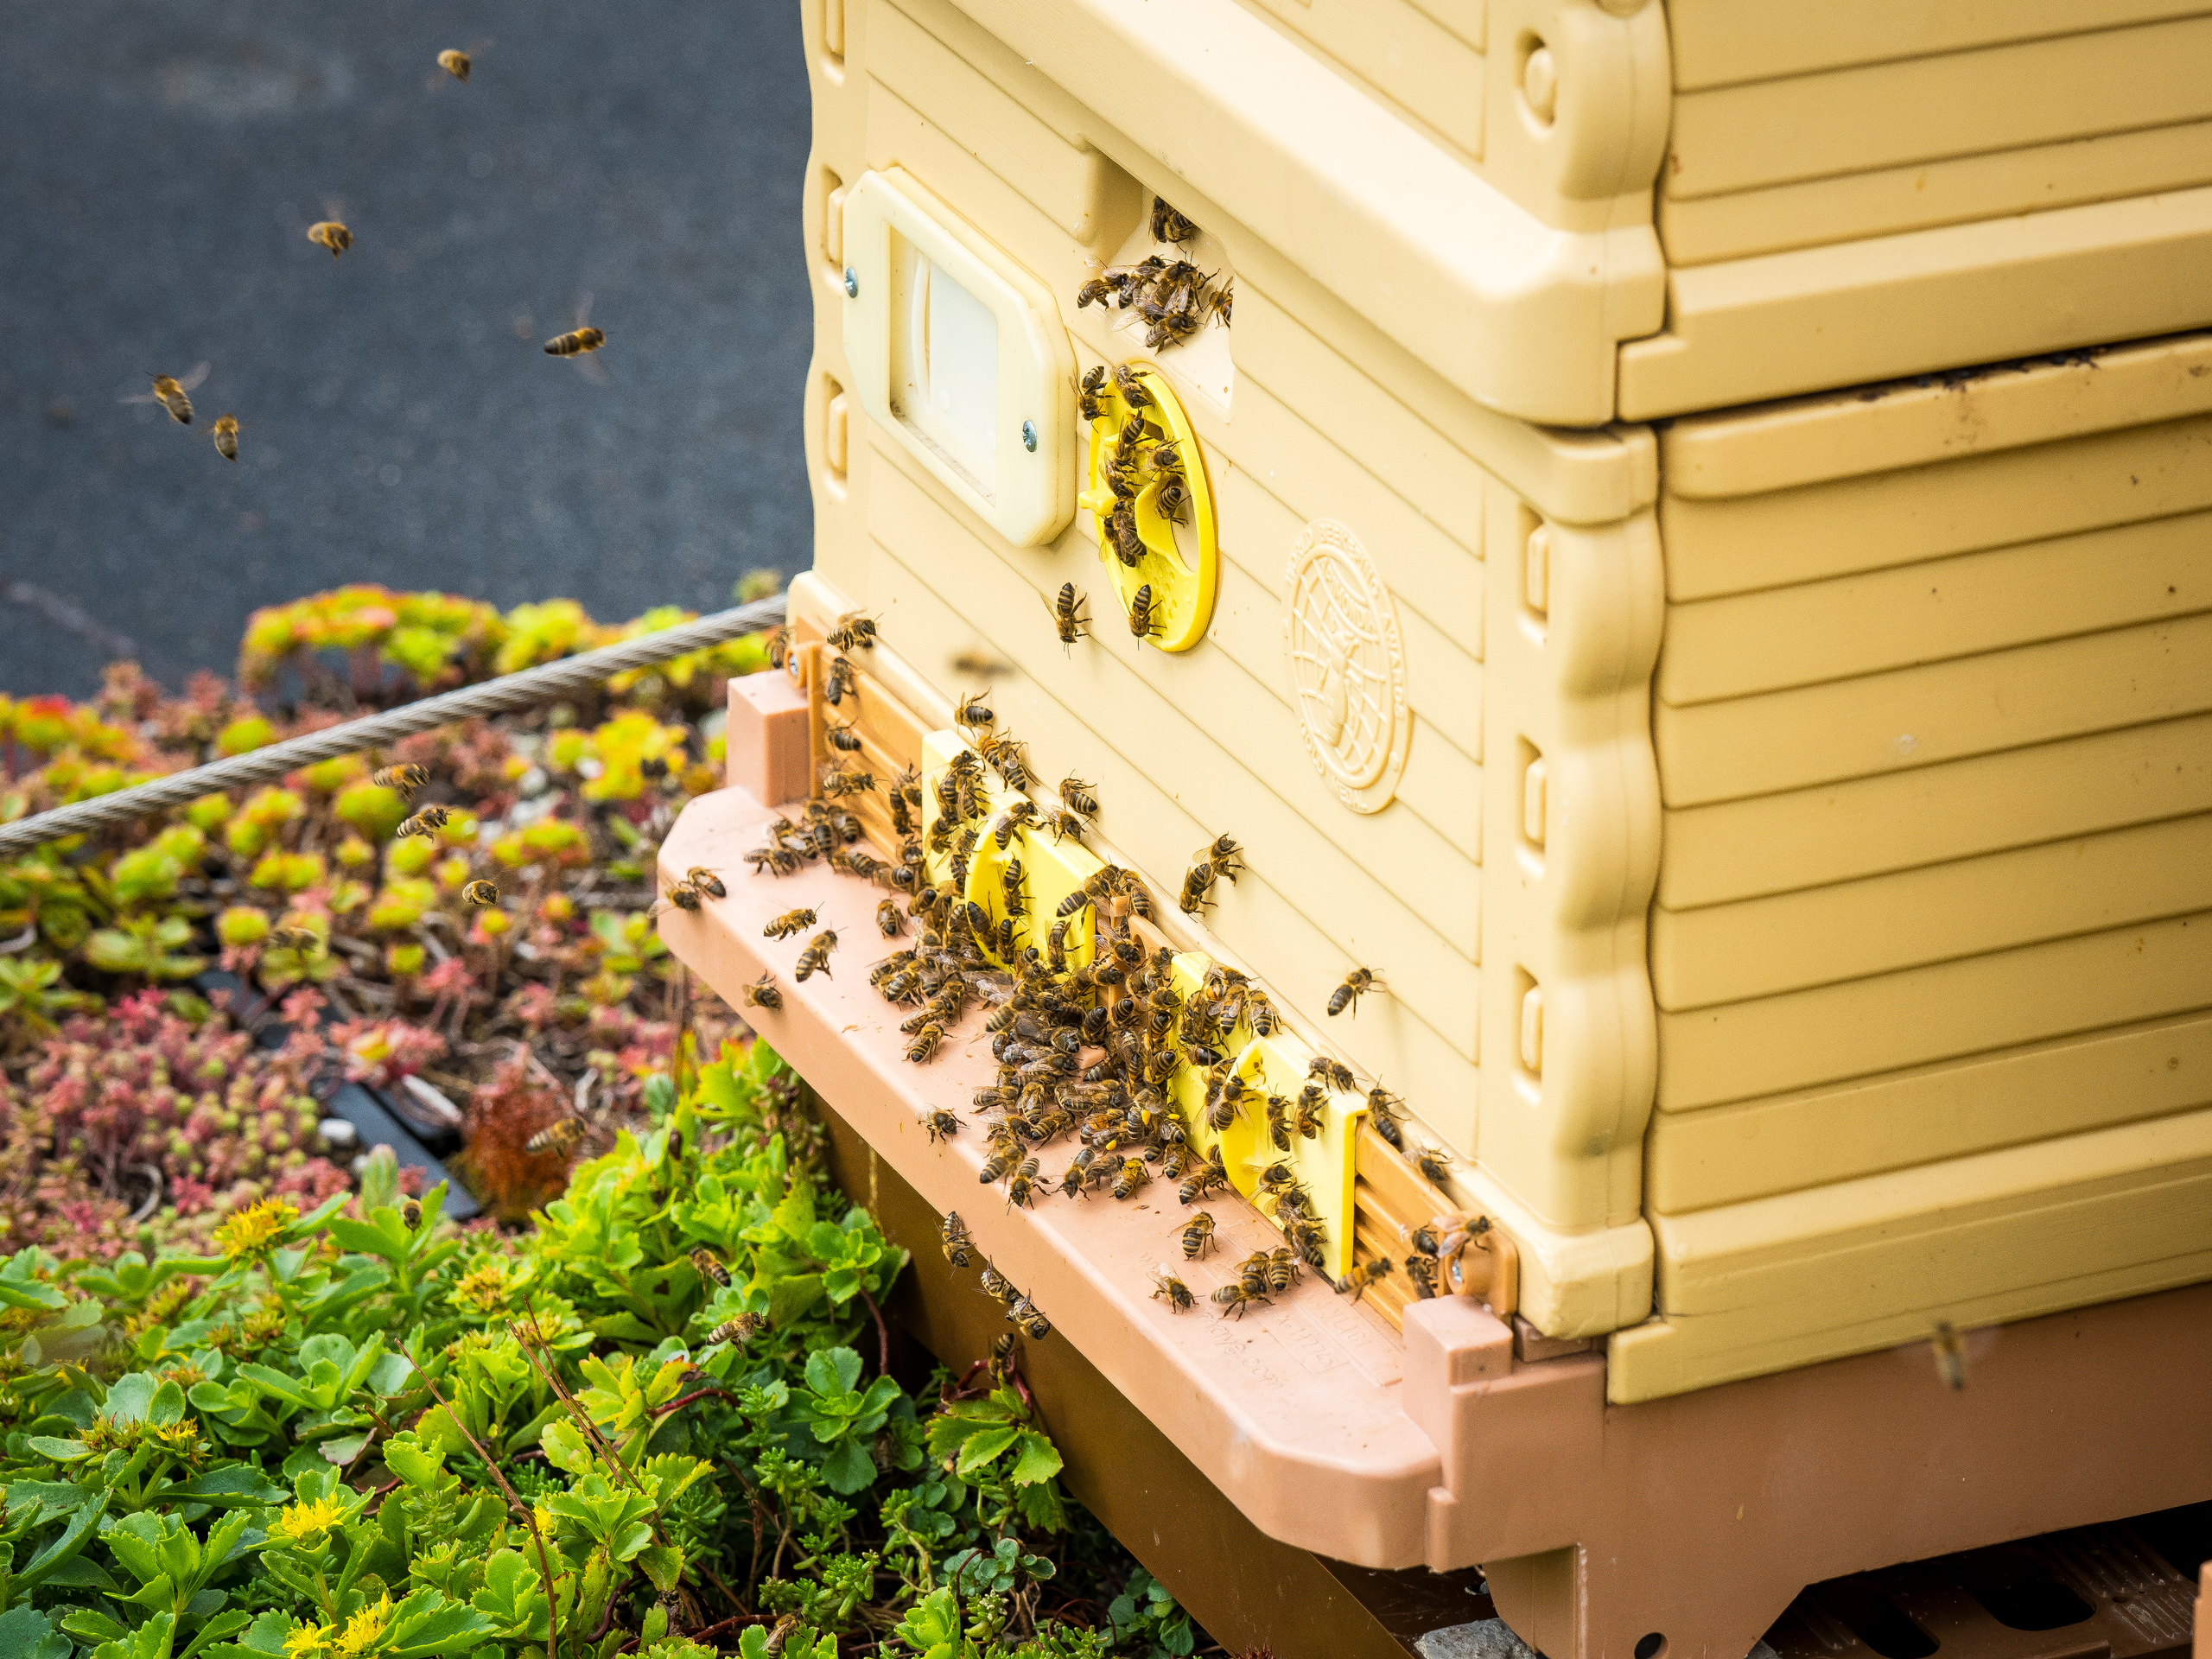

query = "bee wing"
[176, 362, 210, 391]
[573, 289, 594, 327]
[574, 353, 611, 385]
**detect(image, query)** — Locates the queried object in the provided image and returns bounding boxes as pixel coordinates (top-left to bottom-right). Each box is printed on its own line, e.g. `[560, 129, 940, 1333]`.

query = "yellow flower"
[283, 1623, 333, 1658]
[212, 1197, 300, 1262]
[334, 1593, 392, 1657]
[272, 1493, 349, 1548]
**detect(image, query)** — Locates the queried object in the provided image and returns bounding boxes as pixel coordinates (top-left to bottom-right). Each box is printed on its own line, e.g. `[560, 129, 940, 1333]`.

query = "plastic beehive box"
[815, 0, 2212, 426]
[655, 2, 2212, 1650]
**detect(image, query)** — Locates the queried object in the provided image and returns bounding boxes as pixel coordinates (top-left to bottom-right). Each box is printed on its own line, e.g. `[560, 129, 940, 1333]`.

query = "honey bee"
[1077, 276, 1116, 310]
[1312, 1056, 1357, 1093]
[1414, 1143, 1454, 1186]
[1293, 1090, 1325, 1140]
[452, 878, 499, 910]
[1211, 1282, 1269, 1320]
[1111, 363, 1151, 408]
[1107, 505, 1145, 569]
[307, 220, 353, 258]
[1208, 283, 1234, 329]
[1235, 1250, 1273, 1295]
[128, 364, 207, 424]
[1046, 582, 1090, 649]
[763, 908, 817, 941]
[761, 1614, 802, 1659]
[743, 973, 782, 1010]
[1246, 988, 1278, 1038]
[526, 1116, 586, 1157]
[826, 721, 864, 753]
[876, 898, 905, 938]
[955, 690, 994, 731]
[1005, 1159, 1044, 1209]
[266, 926, 323, 953]
[979, 1142, 1021, 1185]
[1287, 1220, 1329, 1274]
[1205, 1075, 1246, 1133]
[544, 319, 606, 357]
[1328, 967, 1383, 1017]
[1932, 1321, 1968, 1391]
[212, 414, 239, 461]
[767, 626, 791, 670]
[794, 929, 840, 981]
[1000, 857, 1027, 918]
[977, 1260, 1015, 1303]
[1405, 1254, 1440, 1299]
[828, 611, 878, 651]
[1151, 1269, 1195, 1313]
[1007, 1294, 1052, 1340]
[395, 805, 450, 840]
[437, 47, 472, 80]
[400, 1197, 423, 1230]
[1049, 776, 1098, 821]
[824, 653, 856, 705]
[823, 766, 876, 798]
[686, 867, 726, 899]
[1155, 476, 1188, 525]
[747, 842, 801, 877]
[690, 1247, 731, 1287]
[372, 764, 430, 798]
[906, 1022, 944, 1064]
[1112, 1156, 1151, 1200]
[1152, 196, 1199, 244]
[1265, 1248, 1301, 1295]
[1156, 1209, 1211, 1262]
[706, 1313, 766, 1346]
[1365, 1088, 1406, 1149]
[652, 877, 702, 918]
[1178, 1147, 1230, 1205]
[940, 1211, 974, 1268]
[922, 1107, 959, 1143]
[1177, 859, 1216, 916]
[1201, 835, 1244, 884]
[1265, 1094, 1292, 1152]
[1336, 1257, 1395, 1295]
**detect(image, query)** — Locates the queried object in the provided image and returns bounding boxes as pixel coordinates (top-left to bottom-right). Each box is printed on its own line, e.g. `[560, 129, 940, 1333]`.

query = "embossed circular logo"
[1283, 519, 1410, 815]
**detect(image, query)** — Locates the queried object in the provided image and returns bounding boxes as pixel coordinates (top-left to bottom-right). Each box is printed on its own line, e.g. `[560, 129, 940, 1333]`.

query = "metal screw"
[1021, 420, 1038, 453]
[842, 267, 858, 298]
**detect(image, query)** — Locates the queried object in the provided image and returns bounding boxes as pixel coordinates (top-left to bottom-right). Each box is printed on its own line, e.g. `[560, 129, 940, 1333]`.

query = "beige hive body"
[663, 1, 2212, 1654]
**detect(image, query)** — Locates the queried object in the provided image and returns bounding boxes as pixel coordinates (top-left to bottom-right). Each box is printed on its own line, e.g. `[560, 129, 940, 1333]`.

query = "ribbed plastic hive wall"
[794, 0, 2212, 1400]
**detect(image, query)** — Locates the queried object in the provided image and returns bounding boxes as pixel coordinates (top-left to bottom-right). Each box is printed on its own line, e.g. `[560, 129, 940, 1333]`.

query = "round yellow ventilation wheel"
[1076, 362, 1217, 652]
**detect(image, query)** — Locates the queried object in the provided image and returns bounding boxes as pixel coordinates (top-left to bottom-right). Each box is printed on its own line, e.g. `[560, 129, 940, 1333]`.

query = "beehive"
[663, 1, 2212, 1649]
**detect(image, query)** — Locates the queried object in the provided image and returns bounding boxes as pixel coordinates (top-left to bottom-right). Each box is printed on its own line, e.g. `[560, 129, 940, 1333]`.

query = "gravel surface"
[0, 0, 813, 699]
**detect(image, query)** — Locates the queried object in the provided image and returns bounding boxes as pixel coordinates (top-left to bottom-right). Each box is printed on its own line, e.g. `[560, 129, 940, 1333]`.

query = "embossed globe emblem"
[1282, 519, 1410, 814]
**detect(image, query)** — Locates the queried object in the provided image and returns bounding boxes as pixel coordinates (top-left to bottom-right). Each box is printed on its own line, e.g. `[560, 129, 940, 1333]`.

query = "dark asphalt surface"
[1, 0, 814, 701]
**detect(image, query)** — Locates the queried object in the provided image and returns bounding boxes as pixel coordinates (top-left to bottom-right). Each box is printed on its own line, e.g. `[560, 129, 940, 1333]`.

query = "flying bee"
[1007, 1294, 1052, 1340]
[1111, 363, 1151, 407]
[1179, 1147, 1230, 1205]
[742, 973, 782, 1010]
[690, 1248, 731, 1288]
[371, 764, 430, 798]
[306, 219, 353, 257]
[764, 907, 817, 941]
[1328, 967, 1384, 1017]
[211, 413, 239, 461]
[1931, 1321, 1968, 1391]
[125, 363, 208, 425]
[955, 690, 994, 731]
[437, 47, 472, 79]
[762, 1616, 802, 1659]
[265, 926, 323, 953]
[1211, 1282, 1269, 1320]
[1151, 1269, 1194, 1313]
[1265, 1094, 1293, 1152]
[1112, 1157, 1150, 1200]
[825, 721, 864, 753]
[1336, 1257, 1395, 1295]
[706, 1313, 766, 1346]
[940, 1211, 974, 1268]
[1414, 1143, 1454, 1186]
[823, 653, 856, 705]
[828, 611, 878, 651]
[1046, 582, 1090, 650]
[651, 877, 702, 918]
[461, 879, 499, 908]
[525, 1116, 586, 1157]
[1151, 196, 1199, 244]
[794, 929, 840, 981]
[906, 1022, 944, 1064]
[1173, 1210, 1217, 1259]
[395, 804, 450, 840]
[921, 1107, 959, 1144]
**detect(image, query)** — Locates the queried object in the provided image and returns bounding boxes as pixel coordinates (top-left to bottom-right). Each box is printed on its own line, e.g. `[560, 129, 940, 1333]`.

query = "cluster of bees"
[1076, 198, 1232, 351]
[938, 1211, 1052, 1340]
[132, 47, 601, 469]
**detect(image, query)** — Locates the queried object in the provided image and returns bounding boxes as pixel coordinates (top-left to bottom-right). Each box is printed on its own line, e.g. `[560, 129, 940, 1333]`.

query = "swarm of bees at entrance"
[1074, 200, 1231, 351]
[1081, 365, 1194, 572]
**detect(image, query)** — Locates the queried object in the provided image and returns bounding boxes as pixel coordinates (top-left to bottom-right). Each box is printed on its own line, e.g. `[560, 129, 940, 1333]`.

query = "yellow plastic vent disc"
[1077, 362, 1217, 652]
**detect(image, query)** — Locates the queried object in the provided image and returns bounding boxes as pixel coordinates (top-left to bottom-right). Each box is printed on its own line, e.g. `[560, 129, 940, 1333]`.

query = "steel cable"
[0, 595, 786, 856]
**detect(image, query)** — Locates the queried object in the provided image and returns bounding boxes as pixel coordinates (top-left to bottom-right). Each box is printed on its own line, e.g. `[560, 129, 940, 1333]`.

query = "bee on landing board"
[742, 973, 781, 1010]
[1211, 1282, 1269, 1320]
[763, 907, 816, 941]
[1173, 1210, 1217, 1260]
[1151, 1269, 1195, 1313]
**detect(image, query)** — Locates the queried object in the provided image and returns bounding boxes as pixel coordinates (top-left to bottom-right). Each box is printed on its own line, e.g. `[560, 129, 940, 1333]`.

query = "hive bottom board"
[659, 780, 2212, 1659]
